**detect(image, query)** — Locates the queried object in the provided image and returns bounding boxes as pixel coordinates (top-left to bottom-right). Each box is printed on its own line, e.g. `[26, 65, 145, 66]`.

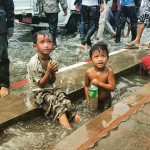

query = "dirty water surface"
[9, 24, 150, 83]
[0, 74, 149, 150]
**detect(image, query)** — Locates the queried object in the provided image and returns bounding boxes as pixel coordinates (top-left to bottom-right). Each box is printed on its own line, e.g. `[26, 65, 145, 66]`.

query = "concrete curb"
[51, 83, 150, 150]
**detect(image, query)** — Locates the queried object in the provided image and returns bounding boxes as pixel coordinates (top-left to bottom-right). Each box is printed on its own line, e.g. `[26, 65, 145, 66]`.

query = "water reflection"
[102, 102, 129, 128]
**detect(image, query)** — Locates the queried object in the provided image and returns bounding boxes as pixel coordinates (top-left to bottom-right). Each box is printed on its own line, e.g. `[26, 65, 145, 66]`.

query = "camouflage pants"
[34, 88, 76, 121]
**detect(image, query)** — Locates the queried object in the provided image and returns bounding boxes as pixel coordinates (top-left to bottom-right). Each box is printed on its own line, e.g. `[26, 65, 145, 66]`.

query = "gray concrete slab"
[52, 83, 150, 150]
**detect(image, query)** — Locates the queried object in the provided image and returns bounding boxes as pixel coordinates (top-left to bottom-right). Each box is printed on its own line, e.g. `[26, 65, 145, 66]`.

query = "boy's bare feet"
[73, 114, 81, 123]
[0, 87, 9, 97]
[59, 113, 72, 130]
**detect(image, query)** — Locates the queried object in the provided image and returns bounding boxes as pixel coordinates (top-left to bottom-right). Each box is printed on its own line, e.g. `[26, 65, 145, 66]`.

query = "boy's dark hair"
[89, 41, 109, 58]
[33, 30, 53, 44]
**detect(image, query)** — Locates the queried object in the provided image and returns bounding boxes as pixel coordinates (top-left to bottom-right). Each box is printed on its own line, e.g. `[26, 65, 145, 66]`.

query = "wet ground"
[2, 23, 149, 150]
[8, 23, 150, 83]
[0, 74, 149, 150]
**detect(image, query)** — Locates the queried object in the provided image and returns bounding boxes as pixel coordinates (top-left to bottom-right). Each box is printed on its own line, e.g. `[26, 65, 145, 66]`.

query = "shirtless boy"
[85, 41, 116, 111]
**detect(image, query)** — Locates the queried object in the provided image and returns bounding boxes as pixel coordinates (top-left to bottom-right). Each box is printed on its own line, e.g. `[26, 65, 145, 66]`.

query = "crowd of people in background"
[36, 0, 149, 49]
[75, 0, 150, 47]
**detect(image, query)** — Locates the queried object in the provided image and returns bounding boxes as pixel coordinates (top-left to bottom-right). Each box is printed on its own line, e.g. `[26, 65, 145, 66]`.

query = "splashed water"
[0, 74, 149, 150]
[8, 24, 150, 83]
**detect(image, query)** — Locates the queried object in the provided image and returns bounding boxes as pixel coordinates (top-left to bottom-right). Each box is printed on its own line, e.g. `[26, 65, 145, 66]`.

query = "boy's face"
[34, 34, 54, 56]
[91, 49, 108, 69]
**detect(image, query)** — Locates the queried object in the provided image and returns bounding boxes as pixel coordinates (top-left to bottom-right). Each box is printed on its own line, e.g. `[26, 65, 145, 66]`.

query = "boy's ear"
[52, 44, 54, 50]
[33, 44, 38, 50]
[33, 44, 39, 52]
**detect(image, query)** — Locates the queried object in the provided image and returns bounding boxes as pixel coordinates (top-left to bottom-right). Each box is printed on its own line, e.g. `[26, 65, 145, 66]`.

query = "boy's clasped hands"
[47, 60, 59, 73]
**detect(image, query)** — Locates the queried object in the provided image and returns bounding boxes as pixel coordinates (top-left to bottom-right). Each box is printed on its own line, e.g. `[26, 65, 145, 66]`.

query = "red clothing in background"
[141, 55, 150, 69]
[140, 54, 150, 76]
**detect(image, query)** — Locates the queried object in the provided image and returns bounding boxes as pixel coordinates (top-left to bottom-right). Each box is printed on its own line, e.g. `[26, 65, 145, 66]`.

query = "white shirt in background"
[82, 0, 99, 6]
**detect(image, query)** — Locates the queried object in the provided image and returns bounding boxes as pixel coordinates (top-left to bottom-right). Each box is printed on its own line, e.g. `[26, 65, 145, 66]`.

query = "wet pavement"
[52, 82, 150, 150]
[0, 46, 150, 149]
[8, 23, 150, 82]
[0, 23, 150, 149]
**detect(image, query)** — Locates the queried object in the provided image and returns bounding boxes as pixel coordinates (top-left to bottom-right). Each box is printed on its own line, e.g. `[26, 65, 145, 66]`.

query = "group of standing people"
[74, 0, 149, 46]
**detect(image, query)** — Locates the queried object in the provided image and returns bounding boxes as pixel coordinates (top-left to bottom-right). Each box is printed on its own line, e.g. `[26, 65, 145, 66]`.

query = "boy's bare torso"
[87, 67, 111, 101]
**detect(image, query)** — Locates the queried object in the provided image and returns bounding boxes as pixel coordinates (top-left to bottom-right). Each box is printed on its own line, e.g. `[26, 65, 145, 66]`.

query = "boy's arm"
[38, 72, 56, 87]
[38, 61, 58, 88]
[84, 71, 90, 103]
[100, 68, 116, 91]
[49, 72, 56, 84]
[38, 70, 52, 88]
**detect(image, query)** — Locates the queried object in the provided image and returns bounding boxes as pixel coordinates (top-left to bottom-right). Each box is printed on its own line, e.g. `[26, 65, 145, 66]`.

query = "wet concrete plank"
[0, 91, 37, 130]
[96, 102, 150, 150]
[92, 125, 150, 150]
[52, 83, 150, 150]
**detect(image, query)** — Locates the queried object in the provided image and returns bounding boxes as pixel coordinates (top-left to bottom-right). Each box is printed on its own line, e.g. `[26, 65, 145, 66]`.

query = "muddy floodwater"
[0, 74, 150, 150]
[2, 23, 149, 149]
[8, 24, 150, 83]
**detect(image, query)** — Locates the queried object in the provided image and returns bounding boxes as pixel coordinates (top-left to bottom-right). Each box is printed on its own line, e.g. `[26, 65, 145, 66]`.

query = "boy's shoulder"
[107, 67, 115, 75]
[86, 67, 93, 73]
[27, 54, 38, 67]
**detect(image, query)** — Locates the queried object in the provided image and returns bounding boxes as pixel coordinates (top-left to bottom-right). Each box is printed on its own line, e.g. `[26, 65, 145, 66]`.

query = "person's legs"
[84, 6, 99, 44]
[113, 10, 121, 31]
[105, 1, 116, 37]
[96, 4, 107, 40]
[73, 113, 81, 123]
[45, 13, 58, 45]
[0, 33, 10, 97]
[105, 21, 116, 36]
[126, 22, 131, 37]
[79, 5, 90, 47]
[54, 89, 79, 127]
[128, 6, 138, 41]
[130, 23, 145, 45]
[129, 12, 147, 45]
[115, 6, 127, 43]
[59, 113, 72, 129]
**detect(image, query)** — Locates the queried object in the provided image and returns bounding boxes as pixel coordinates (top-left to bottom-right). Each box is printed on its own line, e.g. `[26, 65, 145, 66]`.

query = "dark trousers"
[0, 33, 10, 88]
[45, 13, 58, 44]
[115, 6, 138, 42]
[80, 5, 100, 45]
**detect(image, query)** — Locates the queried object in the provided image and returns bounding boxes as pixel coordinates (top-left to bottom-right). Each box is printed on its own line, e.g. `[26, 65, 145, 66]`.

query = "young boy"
[84, 42, 116, 111]
[27, 30, 80, 129]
